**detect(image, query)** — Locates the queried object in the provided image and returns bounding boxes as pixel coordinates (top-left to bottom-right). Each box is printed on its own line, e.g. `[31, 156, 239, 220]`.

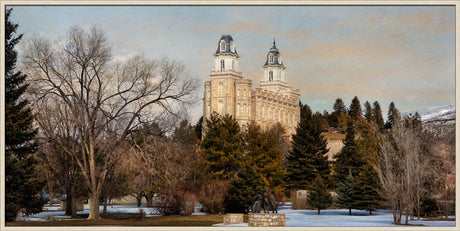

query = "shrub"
[197, 179, 229, 214]
[157, 183, 195, 216]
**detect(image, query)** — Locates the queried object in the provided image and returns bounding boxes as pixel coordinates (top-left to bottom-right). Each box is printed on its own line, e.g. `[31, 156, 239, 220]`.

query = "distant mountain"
[403, 104, 455, 123]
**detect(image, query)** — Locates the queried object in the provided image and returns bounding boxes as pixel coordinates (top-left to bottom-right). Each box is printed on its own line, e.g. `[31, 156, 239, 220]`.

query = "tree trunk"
[317, 208, 320, 215]
[103, 196, 108, 216]
[137, 197, 142, 207]
[444, 199, 448, 219]
[145, 192, 154, 207]
[88, 192, 100, 219]
[349, 208, 351, 215]
[369, 210, 372, 215]
[65, 194, 72, 216]
[87, 142, 100, 220]
[136, 192, 143, 207]
[49, 191, 54, 206]
[71, 184, 77, 218]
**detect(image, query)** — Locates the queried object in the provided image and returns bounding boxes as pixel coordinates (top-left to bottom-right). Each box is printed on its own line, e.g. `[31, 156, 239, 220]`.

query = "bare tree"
[427, 121, 455, 218]
[32, 97, 82, 218]
[23, 25, 198, 219]
[378, 116, 438, 224]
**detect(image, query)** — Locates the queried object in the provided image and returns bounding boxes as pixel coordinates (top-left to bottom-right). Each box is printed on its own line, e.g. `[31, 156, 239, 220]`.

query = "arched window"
[220, 59, 225, 71]
[269, 71, 273, 81]
[218, 100, 224, 114]
[220, 41, 226, 51]
[243, 89, 246, 96]
[218, 82, 223, 95]
[269, 53, 274, 63]
[243, 104, 247, 116]
[237, 89, 240, 97]
[237, 103, 240, 116]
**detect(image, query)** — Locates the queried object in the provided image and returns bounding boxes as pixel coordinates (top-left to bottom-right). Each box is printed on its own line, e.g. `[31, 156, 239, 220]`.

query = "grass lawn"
[7, 214, 236, 226]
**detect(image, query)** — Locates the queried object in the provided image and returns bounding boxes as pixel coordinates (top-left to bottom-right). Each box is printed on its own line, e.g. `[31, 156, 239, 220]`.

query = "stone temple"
[203, 35, 300, 136]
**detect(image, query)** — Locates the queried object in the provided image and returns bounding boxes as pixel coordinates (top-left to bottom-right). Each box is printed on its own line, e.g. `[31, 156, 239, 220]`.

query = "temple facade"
[203, 35, 300, 136]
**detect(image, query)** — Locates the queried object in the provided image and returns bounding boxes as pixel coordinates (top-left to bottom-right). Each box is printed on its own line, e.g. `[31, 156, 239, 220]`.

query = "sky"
[8, 5, 456, 123]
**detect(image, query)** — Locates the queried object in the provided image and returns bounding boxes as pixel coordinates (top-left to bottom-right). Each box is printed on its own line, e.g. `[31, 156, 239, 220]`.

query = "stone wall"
[248, 213, 285, 227]
[223, 213, 243, 225]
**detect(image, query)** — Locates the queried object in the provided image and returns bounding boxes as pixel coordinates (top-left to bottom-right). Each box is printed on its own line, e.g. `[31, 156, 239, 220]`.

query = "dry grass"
[7, 214, 230, 226]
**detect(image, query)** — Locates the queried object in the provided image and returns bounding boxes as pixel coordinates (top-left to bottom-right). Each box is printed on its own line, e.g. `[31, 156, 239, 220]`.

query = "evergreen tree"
[323, 110, 332, 129]
[348, 96, 363, 122]
[354, 164, 383, 215]
[286, 105, 330, 191]
[372, 101, 385, 132]
[245, 122, 285, 189]
[356, 128, 381, 165]
[193, 116, 203, 140]
[202, 113, 243, 180]
[335, 175, 356, 215]
[333, 98, 347, 114]
[313, 111, 330, 132]
[224, 166, 266, 213]
[307, 176, 333, 215]
[385, 102, 400, 129]
[5, 8, 45, 221]
[333, 121, 365, 183]
[364, 101, 373, 123]
[330, 98, 347, 127]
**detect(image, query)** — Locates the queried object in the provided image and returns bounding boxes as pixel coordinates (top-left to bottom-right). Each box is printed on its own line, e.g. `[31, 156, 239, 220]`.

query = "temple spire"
[272, 36, 276, 48]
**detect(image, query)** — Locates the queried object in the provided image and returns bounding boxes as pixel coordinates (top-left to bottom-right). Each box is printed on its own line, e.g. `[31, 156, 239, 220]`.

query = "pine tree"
[372, 101, 385, 132]
[333, 98, 347, 114]
[330, 98, 347, 127]
[313, 111, 330, 132]
[348, 96, 362, 122]
[307, 176, 333, 215]
[333, 121, 365, 183]
[224, 166, 266, 213]
[335, 175, 356, 215]
[193, 116, 203, 140]
[245, 122, 285, 189]
[286, 105, 330, 191]
[202, 113, 243, 180]
[385, 102, 400, 129]
[364, 101, 373, 123]
[354, 164, 383, 215]
[5, 8, 45, 221]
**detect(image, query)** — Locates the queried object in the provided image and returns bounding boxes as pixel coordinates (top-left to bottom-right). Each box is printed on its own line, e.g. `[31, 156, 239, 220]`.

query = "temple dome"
[264, 38, 284, 67]
[215, 35, 239, 56]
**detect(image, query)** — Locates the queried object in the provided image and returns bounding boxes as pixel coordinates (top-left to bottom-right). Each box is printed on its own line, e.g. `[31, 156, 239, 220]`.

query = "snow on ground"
[279, 207, 454, 227]
[16, 204, 456, 227]
[16, 204, 160, 221]
[215, 205, 456, 227]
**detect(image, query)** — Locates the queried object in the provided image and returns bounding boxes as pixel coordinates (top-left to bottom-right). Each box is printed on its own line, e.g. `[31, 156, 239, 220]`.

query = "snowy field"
[16, 204, 455, 227]
[15, 204, 163, 222]
[214, 205, 456, 227]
